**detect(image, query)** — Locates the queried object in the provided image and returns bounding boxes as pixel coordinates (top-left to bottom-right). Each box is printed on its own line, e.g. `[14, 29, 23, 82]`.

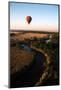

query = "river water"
[10, 44, 46, 88]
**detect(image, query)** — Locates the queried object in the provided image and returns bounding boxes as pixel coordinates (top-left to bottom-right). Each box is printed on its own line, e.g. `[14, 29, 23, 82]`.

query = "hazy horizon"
[10, 2, 59, 32]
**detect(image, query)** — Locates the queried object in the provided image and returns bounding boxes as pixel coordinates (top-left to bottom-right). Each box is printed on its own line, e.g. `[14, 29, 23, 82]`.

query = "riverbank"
[10, 48, 47, 88]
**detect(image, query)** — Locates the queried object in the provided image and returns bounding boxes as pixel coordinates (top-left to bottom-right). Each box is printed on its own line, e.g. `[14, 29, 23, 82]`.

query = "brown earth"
[10, 46, 34, 74]
[10, 32, 49, 41]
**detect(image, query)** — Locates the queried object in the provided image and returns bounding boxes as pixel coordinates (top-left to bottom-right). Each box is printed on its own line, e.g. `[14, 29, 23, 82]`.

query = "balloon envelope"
[26, 16, 32, 24]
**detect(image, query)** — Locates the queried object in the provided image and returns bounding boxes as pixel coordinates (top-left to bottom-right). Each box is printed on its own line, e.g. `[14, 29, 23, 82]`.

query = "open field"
[10, 31, 49, 41]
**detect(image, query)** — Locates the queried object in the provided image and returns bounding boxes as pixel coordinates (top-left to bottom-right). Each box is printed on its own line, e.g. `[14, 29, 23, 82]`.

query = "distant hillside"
[10, 32, 49, 41]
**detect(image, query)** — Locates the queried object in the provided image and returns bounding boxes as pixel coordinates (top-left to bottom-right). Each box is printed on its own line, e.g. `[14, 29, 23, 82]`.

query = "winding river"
[10, 44, 47, 88]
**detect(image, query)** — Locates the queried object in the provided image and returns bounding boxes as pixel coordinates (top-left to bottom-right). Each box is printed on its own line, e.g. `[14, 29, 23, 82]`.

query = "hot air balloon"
[26, 16, 32, 24]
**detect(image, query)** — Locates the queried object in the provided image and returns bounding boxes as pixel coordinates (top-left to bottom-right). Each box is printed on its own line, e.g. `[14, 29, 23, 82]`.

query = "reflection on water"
[20, 44, 33, 52]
